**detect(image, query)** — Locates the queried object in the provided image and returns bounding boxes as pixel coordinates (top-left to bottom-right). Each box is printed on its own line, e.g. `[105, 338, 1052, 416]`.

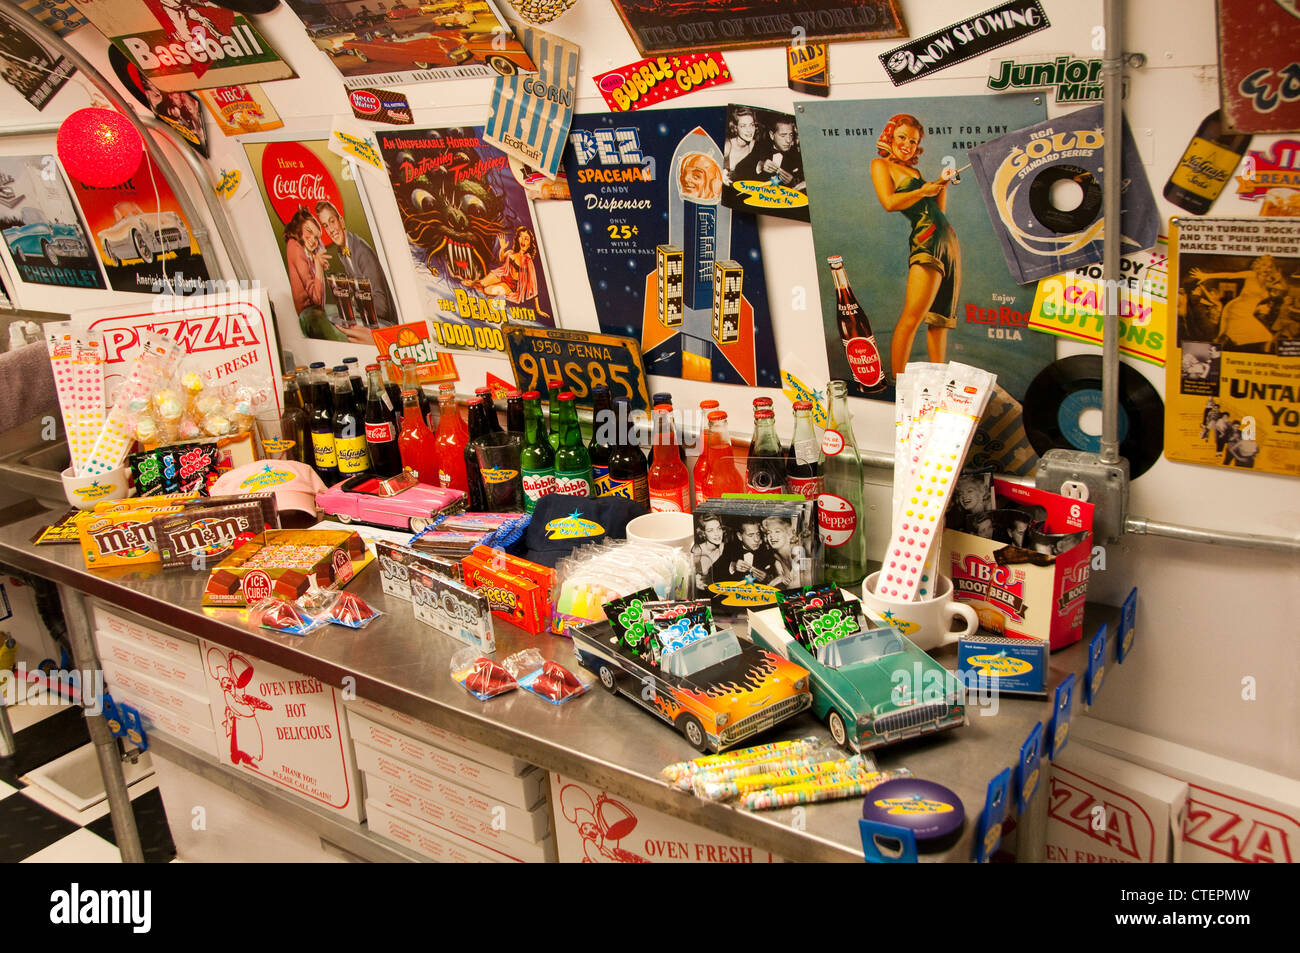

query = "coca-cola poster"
[376, 126, 557, 359]
[243, 137, 397, 348]
[64, 150, 211, 294]
[563, 108, 780, 386]
[800, 94, 1055, 403]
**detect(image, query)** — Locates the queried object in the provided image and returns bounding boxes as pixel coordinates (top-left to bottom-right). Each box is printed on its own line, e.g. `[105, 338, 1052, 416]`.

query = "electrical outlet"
[1035, 449, 1129, 544]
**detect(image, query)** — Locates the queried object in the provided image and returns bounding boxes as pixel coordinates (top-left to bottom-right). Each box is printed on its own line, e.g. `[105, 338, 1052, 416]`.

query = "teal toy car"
[748, 601, 966, 752]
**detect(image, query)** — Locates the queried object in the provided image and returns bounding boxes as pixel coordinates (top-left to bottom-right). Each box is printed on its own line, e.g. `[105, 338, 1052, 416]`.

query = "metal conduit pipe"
[1100, 0, 1124, 465]
[0, 0, 243, 281]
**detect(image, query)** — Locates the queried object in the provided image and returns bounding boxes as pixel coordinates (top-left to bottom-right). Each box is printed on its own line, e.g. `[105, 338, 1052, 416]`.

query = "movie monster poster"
[800, 94, 1054, 402]
[376, 127, 557, 358]
[564, 107, 780, 387]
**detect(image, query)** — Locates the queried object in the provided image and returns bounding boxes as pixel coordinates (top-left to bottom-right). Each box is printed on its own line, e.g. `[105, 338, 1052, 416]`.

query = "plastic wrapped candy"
[451, 647, 516, 700]
[202, 413, 232, 437]
[323, 591, 381, 629]
[518, 660, 589, 704]
[255, 598, 324, 636]
[502, 648, 545, 680]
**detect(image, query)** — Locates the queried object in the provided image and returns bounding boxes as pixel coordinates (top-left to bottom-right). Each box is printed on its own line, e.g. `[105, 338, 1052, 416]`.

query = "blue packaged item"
[957, 635, 1048, 697]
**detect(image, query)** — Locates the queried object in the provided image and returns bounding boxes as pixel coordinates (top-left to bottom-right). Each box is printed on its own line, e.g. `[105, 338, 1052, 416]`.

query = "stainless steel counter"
[0, 501, 1111, 863]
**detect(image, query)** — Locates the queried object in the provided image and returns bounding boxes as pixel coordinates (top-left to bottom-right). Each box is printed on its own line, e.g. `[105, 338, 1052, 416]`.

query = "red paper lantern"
[56, 108, 144, 188]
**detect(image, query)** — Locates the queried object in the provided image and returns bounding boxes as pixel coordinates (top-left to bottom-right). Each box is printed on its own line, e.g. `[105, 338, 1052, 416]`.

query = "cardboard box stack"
[346, 696, 556, 863]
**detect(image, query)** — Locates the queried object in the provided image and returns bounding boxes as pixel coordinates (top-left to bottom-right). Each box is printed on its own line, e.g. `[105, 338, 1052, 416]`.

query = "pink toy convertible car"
[318, 471, 466, 533]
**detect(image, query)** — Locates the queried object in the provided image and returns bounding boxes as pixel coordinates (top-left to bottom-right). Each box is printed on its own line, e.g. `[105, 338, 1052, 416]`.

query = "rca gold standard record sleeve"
[968, 105, 1159, 284]
[1023, 354, 1164, 478]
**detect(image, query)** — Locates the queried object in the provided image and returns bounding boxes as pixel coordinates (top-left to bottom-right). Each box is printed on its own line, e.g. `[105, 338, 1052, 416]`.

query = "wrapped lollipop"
[180, 371, 204, 411]
[193, 391, 223, 420]
[153, 388, 185, 442]
[134, 416, 162, 450]
[230, 388, 256, 433]
[201, 411, 233, 437]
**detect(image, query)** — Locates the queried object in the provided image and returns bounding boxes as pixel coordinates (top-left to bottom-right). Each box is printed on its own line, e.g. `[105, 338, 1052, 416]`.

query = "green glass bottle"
[552, 392, 592, 497]
[520, 390, 556, 513]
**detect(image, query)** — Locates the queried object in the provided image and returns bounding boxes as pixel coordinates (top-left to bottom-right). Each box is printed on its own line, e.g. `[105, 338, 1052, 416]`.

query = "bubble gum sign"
[593, 52, 731, 113]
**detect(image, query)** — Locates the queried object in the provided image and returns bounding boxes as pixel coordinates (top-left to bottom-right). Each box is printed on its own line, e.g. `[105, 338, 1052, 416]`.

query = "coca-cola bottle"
[364, 364, 402, 478]
[818, 380, 866, 586]
[746, 403, 785, 493]
[376, 354, 403, 430]
[829, 255, 886, 395]
[784, 400, 823, 500]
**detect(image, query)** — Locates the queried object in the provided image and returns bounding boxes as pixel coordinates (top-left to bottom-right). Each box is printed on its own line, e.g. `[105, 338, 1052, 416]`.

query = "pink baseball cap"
[210, 461, 325, 517]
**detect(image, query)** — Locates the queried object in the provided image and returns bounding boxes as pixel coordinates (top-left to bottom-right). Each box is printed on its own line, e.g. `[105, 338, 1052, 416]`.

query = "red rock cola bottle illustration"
[828, 255, 886, 393]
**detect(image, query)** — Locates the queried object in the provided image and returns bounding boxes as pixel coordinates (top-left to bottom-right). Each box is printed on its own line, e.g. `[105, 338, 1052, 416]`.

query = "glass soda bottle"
[506, 390, 525, 437]
[784, 399, 823, 500]
[606, 396, 649, 506]
[276, 373, 310, 464]
[433, 383, 469, 493]
[475, 387, 504, 435]
[588, 385, 613, 495]
[520, 390, 556, 513]
[376, 354, 403, 431]
[818, 380, 866, 586]
[463, 396, 489, 511]
[653, 391, 687, 463]
[332, 365, 371, 479]
[691, 399, 720, 506]
[398, 389, 438, 485]
[648, 403, 690, 513]
[553, 392, 593, 497]
[364, 364, 402, 478]
[702, 411, 744, 500]
[309, 363, 338, 485]
[829, 255, 886, 395]
[747, 404, 785, 493]
[546, 377, 562, 449]
[1164, 110, 1252, 216]
[294, 365, 314, 418]
[400, 358, 432, 428]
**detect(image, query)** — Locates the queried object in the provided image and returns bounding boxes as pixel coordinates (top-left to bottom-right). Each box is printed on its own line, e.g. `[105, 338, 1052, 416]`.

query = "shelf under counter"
[0, 503, 1119, 863]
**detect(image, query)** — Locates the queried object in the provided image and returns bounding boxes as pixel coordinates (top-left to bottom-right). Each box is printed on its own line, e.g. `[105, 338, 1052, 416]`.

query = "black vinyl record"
[210, 0, 281, 13]
[108, 44, 151, 108]
[1023, 355, 1164, 478]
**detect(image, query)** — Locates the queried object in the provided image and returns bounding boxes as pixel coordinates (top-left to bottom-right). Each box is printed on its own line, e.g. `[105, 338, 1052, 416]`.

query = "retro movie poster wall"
[376, 126, 557, 358]
[0, 9, 74, 108]
[563, 107, 780, 387]
[0, 155, 105, 289]
[800, 94, 1054, 402]
[65, 151, 210, 294]
[1165, 217, 1300, 477]
[243, 138, 396, 347]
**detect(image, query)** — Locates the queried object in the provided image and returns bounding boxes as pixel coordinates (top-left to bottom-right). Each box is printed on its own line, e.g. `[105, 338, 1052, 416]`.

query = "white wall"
[1, 0, 1295, 778]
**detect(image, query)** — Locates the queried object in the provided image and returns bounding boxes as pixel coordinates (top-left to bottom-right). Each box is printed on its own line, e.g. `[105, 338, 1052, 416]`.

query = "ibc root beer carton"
[941, 479, 1093, 649]
[461, 546, 553, 635]
[203, 528, 366, 606]
[78, 506, 188, 569]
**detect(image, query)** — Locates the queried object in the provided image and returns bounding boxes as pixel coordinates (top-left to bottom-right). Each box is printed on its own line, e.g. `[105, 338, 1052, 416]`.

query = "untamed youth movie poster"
[564, 107, 780, 387]
[377, 127, 556, 358]
[65, 151, 210, 294]
[800, 94, 1054, 402]
[243, 138, 396, 347]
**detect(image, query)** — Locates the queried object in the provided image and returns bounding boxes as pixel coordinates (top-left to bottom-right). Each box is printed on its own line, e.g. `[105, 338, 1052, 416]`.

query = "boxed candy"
[461, 546, 553, 635]
[940, 479, 1093, 649]
[202, 529, 366, 606]
[77, 505, 188, 568]
[375, 540, 461, 601]
[154, 500, 266, 569]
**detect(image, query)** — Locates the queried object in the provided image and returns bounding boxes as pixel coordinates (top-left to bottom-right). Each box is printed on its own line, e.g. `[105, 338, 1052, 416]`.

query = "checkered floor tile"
[0, 703, 175, 863]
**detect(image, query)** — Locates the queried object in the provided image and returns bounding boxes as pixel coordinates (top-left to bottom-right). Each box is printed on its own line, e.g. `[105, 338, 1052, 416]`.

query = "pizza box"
[344, 696, 534, 776]
[113, 692, 219, 759]
[1047, 742, 1187, 863]
[91, 602, 201, 668]
[347, 710, 545, 810]
[363, 773, 556, 863]
[1073, 717, 1300, 864]
[96, 628, 206, 693]
[364, 799, 505, 863]
[354, 742, 549, 841]
[100, 656, 212, 727]
[551, 773, 780, 863]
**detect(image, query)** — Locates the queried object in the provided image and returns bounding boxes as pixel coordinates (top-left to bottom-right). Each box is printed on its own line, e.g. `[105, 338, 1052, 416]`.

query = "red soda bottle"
[648, 404, 690, 513]
[702, 410, 744, 499]
[397, 389, 438, 485]
[433, 383, 469, 492]
[692, 399, 720, 506]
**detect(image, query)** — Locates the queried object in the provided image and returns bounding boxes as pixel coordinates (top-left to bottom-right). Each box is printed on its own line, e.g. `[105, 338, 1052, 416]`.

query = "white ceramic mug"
[626, 512, 694, 552]
[61, 465, 131, 510]
[860, 571, 978, 652]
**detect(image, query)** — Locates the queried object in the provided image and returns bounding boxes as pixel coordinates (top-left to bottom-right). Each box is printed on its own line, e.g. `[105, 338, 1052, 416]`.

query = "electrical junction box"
[1036, 449, 1129, 544]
